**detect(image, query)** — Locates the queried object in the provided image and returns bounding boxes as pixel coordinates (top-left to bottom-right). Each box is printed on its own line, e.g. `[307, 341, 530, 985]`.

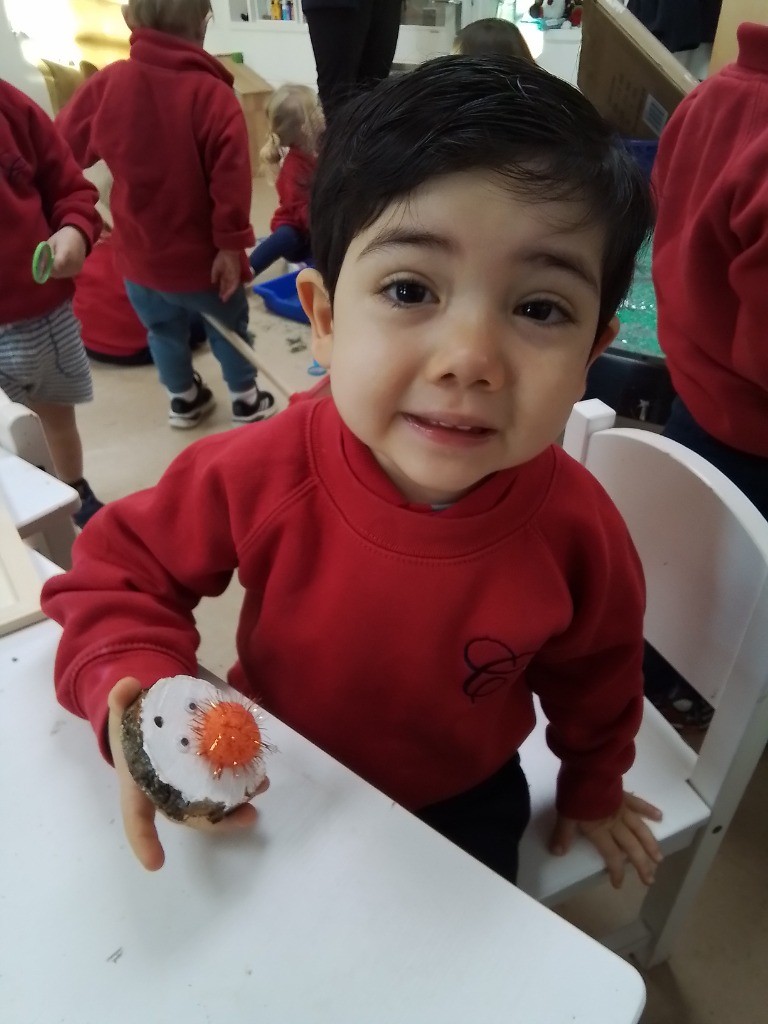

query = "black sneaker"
[71, 479, 104, 529]
[232, 389, 276, 424]
[169, 372, 215, 429]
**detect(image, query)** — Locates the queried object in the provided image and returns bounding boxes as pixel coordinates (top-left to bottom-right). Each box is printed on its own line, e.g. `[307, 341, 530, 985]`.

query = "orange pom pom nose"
[194, 700, 262, 776]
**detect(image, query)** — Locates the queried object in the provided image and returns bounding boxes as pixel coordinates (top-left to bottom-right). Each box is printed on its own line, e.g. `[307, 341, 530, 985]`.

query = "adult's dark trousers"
[304, 0, 402, 120]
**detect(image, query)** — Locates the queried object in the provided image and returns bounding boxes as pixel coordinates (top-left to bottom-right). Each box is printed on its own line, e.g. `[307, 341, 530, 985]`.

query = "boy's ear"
[587, 316, 619, 368]
[297, 269, 334, 367]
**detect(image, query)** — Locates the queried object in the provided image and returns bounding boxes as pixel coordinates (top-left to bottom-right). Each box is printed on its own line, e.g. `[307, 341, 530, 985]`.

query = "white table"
[0, 619, 646, 1024]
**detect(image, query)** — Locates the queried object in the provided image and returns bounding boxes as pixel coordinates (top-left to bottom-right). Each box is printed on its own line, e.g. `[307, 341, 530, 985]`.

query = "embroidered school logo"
[462, 637, 534, 703]
[0, 153, 29, 187]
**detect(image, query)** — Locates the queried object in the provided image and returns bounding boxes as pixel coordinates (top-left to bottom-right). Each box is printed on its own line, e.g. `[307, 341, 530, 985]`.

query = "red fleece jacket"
[56, 30, 255, 293]
[270, 147, 316, 235]
[42, 398, 645, 821]
[652, 22, 768, 456]
[0, 80, 100, 325]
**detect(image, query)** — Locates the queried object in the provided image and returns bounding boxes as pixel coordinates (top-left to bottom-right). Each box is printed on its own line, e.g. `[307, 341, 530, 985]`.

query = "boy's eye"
[516, 300, 569, 324]
[382, 280, 434, 306]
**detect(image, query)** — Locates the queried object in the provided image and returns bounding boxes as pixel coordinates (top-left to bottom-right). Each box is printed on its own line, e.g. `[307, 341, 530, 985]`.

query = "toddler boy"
[44, 56, 662, 885]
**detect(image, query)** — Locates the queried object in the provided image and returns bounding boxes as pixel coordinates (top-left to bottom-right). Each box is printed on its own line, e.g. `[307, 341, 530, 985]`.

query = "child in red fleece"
[652, 21, 768, 519]
[57, 0, 275, 429]
[0, 79, 103, 527]
[642, 21, 768, 728]
[248, 84, 320, 278]
[43, 57, 663, 886]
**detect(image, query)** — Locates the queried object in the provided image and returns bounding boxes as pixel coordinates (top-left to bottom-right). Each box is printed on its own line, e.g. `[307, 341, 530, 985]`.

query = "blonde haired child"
[249, 84, 321, 277]
[454, 18, 534, 62]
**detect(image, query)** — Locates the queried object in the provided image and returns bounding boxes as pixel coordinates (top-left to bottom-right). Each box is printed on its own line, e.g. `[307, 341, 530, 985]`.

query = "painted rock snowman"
[121, 676, 268, 822]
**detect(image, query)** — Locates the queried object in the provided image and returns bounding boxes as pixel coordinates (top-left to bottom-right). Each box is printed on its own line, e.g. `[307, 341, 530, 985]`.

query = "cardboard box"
[217, 56, 273, 177]
[578, 0, 698, 139]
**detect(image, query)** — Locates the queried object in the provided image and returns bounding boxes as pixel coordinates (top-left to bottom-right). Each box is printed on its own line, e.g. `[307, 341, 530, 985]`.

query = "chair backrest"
[0, 387, 56, 475]
[564, 400, 768, 806]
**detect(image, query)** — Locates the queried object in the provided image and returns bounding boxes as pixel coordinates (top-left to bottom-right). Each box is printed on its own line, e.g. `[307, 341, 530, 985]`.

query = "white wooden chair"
[518, 399, 768, 967]
[0, 388, 79, 569]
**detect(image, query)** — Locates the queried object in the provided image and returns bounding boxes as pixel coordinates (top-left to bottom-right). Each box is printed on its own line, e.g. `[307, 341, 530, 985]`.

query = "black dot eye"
[180, 737, 190, 747]
[154, 716, 164, 728]
[188, 702, 198, 711]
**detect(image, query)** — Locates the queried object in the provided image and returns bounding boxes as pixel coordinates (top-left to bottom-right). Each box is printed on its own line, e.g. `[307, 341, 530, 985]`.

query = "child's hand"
[107, 676, 268, 871]
[48, 225, 87, 279]
[548, 792, 663, 888]
[211, 249, 241, 302]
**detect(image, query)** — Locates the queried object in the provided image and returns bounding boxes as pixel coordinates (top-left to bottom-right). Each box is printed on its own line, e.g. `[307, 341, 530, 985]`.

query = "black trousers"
[304, 0, 402, 119]
[644, 396, 767, 707]
[663, 397, 768, 520]
[415, 755, 531, 885]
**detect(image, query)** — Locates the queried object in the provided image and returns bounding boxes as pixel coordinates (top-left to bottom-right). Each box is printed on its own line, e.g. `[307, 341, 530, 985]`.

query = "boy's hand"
[548, 792, 663, 888]
[211, 249, 241, 302]
[107, 676, 267, 872]
[48, 225, 87, 279]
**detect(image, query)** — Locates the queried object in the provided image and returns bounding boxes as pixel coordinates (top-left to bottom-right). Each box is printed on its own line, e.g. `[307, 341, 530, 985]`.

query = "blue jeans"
[124, 281, 256, 394]
[249, 225, 311, 277]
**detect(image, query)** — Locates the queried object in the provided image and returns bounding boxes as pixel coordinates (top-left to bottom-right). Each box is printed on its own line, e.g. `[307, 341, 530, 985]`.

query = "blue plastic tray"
[252, 270, 309, 325]
[620, 138, 659, 181]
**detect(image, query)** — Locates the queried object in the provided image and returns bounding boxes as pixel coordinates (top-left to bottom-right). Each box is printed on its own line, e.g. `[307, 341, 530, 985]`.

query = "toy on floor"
[121, 676, 268, 823]
[253, 270, 326, 376]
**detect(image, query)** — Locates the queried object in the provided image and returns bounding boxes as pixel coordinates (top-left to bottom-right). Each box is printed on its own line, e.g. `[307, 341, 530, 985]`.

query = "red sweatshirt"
[56, 30, 255, 293]
[0, 80, 100, 325]
[270, 147, 316, 235]
[42, 398, 645, 821]
[652, 22, 768, 456]
[73, 236, 147, 358]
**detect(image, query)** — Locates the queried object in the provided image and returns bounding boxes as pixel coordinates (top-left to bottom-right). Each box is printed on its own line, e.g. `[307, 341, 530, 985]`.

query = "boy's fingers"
[107, 676, 165, 870]
[108, 675, 145, 716]
[629, 814, 664, 864]
[185, 801, 259, 834]
[590, 833, 626, 888]
[183, 777, 270, 833]
[612, 822, 656, 886]
[548, 815, 577, 856]
[120, 782, 165, 871]
[625, 791, 663, 821]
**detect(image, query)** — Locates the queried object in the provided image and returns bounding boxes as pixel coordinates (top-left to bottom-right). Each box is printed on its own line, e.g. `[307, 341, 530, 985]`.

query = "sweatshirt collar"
[737, 23, 768, 74]
[129, 29, 234, 86]
[308, 398, 555, 558]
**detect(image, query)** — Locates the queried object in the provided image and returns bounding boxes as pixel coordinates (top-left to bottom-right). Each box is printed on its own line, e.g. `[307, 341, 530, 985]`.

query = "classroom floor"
[74, 177, 768, 1024]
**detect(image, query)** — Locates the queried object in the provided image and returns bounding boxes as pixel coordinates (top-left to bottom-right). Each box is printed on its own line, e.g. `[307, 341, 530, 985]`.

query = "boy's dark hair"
[310, 56, 654, 333]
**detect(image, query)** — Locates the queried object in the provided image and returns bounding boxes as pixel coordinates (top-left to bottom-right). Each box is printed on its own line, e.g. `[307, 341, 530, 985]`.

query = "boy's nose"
[425, 309, 507, 390]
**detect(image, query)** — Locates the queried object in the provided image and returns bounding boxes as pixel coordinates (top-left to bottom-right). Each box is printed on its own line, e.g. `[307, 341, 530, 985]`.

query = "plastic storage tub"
[252, 270, 309, 325]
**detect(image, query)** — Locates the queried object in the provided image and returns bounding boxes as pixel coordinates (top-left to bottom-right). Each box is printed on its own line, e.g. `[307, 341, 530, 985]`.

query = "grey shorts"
[0, 301, 93, 406]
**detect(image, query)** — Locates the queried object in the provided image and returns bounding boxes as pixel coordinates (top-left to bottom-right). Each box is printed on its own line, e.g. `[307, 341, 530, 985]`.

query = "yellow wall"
[70, 0, 130, 66]
[710, 0, 768, 74]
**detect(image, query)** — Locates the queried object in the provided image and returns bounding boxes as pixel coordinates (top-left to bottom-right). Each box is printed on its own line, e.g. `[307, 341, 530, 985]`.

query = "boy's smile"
[299, 170, 617, 505]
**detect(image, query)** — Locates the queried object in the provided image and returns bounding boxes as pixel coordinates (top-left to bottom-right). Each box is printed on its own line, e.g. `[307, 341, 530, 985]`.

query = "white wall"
[206, 0, 458, 87]
[0, 1, 52, 112]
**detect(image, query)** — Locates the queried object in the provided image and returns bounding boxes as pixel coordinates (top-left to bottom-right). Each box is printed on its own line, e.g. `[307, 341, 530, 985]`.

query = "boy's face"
[299, 170, 617, 506]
